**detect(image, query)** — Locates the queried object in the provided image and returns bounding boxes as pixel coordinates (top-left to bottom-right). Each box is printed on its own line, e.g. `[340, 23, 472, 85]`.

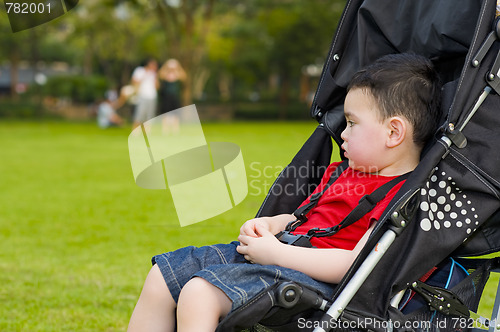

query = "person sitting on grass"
[97, 90, 124, 129]
[126, 53, 442, 332]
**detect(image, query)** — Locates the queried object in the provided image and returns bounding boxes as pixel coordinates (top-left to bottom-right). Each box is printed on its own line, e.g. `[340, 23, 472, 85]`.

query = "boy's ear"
[386, 117, 407, 148]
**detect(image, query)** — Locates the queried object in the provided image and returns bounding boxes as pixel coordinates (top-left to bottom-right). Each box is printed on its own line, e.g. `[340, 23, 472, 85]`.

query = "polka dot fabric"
[419, 166, 480, 238]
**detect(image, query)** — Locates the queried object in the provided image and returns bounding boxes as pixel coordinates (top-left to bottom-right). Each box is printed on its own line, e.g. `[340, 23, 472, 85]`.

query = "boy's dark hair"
[347, 53, 441, 148]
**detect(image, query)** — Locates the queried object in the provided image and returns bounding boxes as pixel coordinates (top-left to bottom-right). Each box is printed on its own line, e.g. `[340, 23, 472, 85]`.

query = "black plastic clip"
[486, 51, 500, 95]
[445, 123, 467, 149]
[275, 231, 314, 248]
[313, 105, 325, 122]
[471, 18, 500, 95]
[411, 280, 470, 318]
[471, 18, 500, 68]
[390, 189, 420, 232]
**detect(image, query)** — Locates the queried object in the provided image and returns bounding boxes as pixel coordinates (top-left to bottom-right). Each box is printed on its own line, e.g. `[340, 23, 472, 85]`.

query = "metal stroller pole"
[313, 229, 398, 332]
[312, 108, 495, 331]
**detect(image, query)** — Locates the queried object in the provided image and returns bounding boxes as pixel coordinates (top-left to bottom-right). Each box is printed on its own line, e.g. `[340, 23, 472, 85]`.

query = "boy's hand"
[239, 217, 272, 238]
[239, 214, 295, 238]
[237, 224, 282, 265]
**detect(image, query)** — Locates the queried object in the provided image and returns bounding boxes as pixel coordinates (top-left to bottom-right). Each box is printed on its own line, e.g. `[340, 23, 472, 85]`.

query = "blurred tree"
[259, 1, 343, 118]
[0, 0, 160, 99]
[65, 0, 165, 87]
[149, 0, 216, 105]
[0, 0, 345, 114]
[205, 0, 343, 117]
[0, 11, 31, 99]
[206, 8, 271, 101]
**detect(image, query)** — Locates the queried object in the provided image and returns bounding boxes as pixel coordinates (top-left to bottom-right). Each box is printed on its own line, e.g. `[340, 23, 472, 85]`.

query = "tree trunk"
[279, 74, 290, 120]
[9, 48, 20, 100]
[218, 72, 231, 101]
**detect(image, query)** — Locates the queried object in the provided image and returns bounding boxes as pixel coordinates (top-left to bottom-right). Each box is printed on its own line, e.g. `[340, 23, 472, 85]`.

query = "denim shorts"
[152, 242, 336, 312]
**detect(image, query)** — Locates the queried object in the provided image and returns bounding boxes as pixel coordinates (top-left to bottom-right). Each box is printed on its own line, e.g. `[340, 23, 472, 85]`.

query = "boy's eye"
[347, 120, 355, 127]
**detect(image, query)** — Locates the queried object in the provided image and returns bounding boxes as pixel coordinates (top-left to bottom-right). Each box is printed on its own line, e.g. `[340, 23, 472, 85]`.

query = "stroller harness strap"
[293, 160, 350, 223]
[288, 161, 410, 240]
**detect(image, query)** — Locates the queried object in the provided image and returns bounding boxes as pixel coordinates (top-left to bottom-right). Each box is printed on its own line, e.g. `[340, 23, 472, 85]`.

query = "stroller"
[216, 0, 500, 331]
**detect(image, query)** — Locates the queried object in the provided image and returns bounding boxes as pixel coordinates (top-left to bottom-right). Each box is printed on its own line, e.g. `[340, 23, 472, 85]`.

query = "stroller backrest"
[312, 0, 484, 147]
[303, 0, 500, 322]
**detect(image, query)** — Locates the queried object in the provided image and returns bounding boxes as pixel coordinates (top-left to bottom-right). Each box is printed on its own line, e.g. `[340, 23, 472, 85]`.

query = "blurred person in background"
[131, 58, 159, 129]
[97, 90, 124, 128]
[158, 58, 186, 114]
[157, 59, 186, 133]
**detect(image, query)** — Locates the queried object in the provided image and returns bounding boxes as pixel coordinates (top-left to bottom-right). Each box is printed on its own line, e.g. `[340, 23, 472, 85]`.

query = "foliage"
[0, 99, 49, 118]
[41, 74, 110, 103]
[202, 1, 344, 116]
[64, 0, 165, 85]
[0, 0, 346, 117]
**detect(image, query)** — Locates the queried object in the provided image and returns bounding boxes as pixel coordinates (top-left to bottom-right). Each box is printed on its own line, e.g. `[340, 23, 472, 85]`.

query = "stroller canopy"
[309, 0, 500, 322]
[257, 0, 500, 326]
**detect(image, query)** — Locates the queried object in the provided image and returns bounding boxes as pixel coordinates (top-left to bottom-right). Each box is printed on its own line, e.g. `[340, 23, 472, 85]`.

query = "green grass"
[0, 121, 498, 331]
[0, 120, 320, 331]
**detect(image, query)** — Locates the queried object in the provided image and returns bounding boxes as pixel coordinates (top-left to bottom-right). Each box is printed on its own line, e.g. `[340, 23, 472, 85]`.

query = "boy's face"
[341, 88, 390, 174]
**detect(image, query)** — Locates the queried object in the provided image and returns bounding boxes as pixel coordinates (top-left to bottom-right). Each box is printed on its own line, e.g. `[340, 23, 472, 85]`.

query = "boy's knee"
[147, 265, 166, 286]
[142, 265, 172, 301]
[178, 277, 232, 317]
[178, 277, 212, 300]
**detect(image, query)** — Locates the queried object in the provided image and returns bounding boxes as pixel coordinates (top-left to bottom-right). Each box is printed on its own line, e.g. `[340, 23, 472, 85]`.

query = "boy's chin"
[348, 161, 380, 174]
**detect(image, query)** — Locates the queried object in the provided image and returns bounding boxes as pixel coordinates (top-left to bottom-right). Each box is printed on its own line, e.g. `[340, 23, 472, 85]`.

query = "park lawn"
[0, 120, 320, 331]
[0, 120, 498, 331]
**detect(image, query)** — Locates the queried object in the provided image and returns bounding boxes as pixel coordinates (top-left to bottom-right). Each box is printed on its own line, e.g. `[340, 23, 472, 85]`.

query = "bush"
[0, 99, 49, 118]
[41, 74, 109, 104]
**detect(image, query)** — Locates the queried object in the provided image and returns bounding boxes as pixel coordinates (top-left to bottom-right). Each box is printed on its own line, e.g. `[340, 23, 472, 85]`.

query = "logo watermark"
[297, 317, 434, 331]
[297, 316, 491, 331]
[247, 161, 381, 198]
[128, 105, 248, 227]
[4, 0, 79, 32]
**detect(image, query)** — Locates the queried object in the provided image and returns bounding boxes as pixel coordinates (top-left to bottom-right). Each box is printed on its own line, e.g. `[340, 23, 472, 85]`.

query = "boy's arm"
[239, 214, 296, 238]
[237, 223, 375, 284]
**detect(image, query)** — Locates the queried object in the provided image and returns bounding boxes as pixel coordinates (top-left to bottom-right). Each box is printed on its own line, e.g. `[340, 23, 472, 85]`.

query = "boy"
[127, 53, 441, 332]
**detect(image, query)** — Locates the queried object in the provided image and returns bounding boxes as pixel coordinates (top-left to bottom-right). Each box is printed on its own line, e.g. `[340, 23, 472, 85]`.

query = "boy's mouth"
[341, 144, 348, 157]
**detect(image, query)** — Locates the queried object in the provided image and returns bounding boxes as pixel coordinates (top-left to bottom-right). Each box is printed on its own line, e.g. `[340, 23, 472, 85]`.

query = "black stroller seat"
[216, 0, 500, 331]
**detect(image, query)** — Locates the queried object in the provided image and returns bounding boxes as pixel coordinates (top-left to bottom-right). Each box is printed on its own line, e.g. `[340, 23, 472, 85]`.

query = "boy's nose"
[340, 126, 348, 141]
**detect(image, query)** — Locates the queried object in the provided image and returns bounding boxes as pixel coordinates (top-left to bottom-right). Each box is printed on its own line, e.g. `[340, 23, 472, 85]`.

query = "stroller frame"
[317, 21, 500, 328]
[313, 3, 500, 330]
[217, 0, 500, 331]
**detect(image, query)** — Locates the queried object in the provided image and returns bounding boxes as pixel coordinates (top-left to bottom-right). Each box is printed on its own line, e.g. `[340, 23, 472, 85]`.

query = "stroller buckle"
[275, 231, 315, 248]
[410, 280, 470, 318]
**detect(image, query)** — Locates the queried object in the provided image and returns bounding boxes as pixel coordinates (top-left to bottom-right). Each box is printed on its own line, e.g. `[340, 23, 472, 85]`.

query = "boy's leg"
[127, 264, 176, 332]
[177, 277, 232, 332]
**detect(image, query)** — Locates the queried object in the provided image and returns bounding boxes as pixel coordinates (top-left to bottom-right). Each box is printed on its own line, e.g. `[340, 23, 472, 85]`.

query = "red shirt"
[293, 162, 405, 249]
